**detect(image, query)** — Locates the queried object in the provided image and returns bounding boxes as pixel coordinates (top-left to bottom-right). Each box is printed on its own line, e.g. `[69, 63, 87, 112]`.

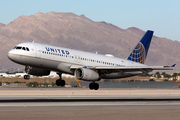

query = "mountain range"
[0, 12, 179, 73]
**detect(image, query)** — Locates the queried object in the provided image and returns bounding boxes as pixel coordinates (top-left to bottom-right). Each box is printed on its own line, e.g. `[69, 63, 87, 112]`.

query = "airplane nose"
[7, 52, 12, 60]
[7, 50, 21, 64]
[7, 50, 14, 61]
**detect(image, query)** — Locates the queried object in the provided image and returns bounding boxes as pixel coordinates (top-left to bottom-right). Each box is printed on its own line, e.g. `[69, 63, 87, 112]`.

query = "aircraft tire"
[94, 83, 99, 90]
[26, 75, 30, 80]
[60, 80, 65, 87]
[56, 79, 61, 86]
[24, 75, 26, 79]
[89, 83, 94, 90]
[24, 75, 30, 80]
[56, 79, 65, 87]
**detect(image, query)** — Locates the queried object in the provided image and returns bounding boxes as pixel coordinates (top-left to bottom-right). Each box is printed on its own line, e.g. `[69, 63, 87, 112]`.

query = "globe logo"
[128, 42, 145, 64]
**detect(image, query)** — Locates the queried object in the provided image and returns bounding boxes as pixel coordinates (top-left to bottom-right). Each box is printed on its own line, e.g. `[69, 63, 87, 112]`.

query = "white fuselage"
[8, 42, 146, 79]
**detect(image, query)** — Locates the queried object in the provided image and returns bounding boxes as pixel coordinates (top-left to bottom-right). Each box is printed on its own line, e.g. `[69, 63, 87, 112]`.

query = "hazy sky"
[0, 0, 179, 41]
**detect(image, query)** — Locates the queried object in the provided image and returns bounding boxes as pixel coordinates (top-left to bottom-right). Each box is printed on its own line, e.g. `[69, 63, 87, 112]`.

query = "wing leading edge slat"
[70, 65, 175, 71]
[95, 65, 174, 70]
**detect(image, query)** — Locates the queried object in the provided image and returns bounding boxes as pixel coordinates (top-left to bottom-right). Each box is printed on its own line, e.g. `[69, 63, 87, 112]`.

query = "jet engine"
[27, 67, 50, 76]
[75, 68, 100, 81]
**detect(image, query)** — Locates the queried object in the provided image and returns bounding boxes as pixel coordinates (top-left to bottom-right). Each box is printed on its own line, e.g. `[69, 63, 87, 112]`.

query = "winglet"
[172, 64, 176, 67]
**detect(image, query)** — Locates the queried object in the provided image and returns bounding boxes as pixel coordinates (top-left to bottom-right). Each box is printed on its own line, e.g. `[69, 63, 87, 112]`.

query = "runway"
[1, 88, 180, 98]
[1, 102, 180, 120]
[0, 88, 180, 120]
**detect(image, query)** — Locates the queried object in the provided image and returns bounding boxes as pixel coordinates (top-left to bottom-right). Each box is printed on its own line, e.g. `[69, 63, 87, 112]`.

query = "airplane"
[7, 30, 175, 90]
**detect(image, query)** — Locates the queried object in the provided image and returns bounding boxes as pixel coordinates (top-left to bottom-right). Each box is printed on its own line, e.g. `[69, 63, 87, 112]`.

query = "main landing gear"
[56, 73, 65, 87]
[89, 82, 99, 90]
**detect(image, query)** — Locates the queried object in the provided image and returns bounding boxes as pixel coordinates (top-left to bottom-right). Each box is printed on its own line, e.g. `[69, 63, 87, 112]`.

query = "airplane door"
[74, 55, 80, 63]
[34, 45, 41, 58]
[74, 55, 77, 62]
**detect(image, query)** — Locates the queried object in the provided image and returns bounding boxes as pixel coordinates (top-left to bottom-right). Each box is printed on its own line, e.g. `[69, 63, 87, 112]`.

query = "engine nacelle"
[75, 68, 100, 81]
[28, 67, 50, 76]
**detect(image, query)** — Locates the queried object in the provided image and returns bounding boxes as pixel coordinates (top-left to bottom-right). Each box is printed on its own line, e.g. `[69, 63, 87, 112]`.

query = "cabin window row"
[42, 51, 73, 58]
[42, 51, 123, 67]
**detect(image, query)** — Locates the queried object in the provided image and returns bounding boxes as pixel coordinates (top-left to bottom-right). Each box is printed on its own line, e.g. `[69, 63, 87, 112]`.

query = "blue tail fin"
[127, 30, 154, 64]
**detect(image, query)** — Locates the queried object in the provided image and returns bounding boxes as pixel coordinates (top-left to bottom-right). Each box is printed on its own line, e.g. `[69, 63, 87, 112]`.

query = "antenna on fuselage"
[96, 51, 98, 54]
[32, 40, 35, 43]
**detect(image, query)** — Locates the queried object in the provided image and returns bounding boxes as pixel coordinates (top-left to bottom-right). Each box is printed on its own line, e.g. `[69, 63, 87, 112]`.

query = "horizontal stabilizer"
[171, 64, 176, 67]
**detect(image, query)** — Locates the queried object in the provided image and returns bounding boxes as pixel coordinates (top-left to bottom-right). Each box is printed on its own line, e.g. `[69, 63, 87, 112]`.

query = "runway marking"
[0, 102, 180, 107]
[0, 94, 180, 97]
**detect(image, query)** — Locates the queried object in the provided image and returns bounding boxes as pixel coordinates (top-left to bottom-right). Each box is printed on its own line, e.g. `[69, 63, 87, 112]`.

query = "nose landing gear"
[24, 75, 30, 80]
[24, 66, 31, 80]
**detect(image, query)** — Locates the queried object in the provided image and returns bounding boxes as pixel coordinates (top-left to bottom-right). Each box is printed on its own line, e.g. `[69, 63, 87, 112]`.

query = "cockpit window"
[16, 47, 22, 49]
[22, 47, 26, 50]
[15, 46, 30, 51]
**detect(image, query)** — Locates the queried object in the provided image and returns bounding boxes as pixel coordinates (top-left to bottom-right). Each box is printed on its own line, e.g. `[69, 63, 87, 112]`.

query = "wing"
[70, 64, 175, 74]
[96, 65, 174, 74]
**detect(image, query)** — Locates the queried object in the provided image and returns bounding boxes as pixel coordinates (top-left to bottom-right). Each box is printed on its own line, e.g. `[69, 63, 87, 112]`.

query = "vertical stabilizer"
[127, 30, 154, 64]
